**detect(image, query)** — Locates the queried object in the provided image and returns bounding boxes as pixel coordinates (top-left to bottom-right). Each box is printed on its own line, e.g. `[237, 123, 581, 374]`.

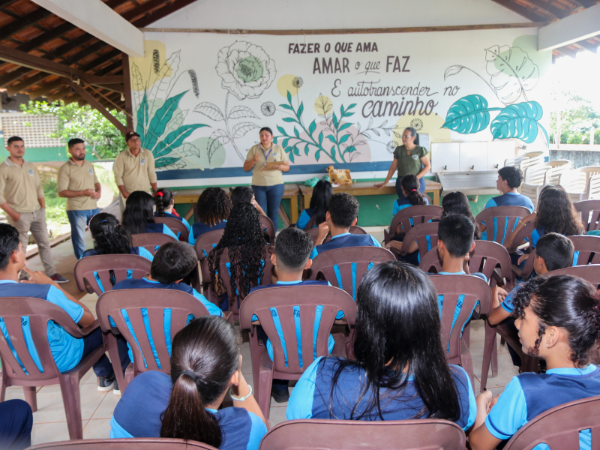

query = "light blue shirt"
[310, 232, 381, 259]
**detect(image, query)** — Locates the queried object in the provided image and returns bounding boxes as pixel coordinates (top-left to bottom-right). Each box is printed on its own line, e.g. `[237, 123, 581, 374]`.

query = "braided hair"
[155, 188, 175, 217]
[196, 188, 232, 227]
[89, 213, 132, 255]
[401, 174, 426, 206]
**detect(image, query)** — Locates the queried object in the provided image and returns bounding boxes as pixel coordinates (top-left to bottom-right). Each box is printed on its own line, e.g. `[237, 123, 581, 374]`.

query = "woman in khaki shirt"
[243, 127, 290, 230]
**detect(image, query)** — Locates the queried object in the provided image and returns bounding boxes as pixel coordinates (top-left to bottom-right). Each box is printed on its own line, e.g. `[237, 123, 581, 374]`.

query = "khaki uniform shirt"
[0, 158, 43, 213]
[246, 144, 288, 186]
[57, 159, 99, 211]
[113, 148, 157, 194]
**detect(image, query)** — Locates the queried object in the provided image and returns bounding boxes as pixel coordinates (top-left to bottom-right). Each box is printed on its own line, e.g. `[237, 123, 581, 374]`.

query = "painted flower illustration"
[292, 77, 303, 89]
[386, 141, 395, 154]
[261, 101, 276, 116]
[216, 41, 277, 100]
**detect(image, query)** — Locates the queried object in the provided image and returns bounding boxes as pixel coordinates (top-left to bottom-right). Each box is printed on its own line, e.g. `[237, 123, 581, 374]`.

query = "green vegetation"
[550, 94, 600, 145]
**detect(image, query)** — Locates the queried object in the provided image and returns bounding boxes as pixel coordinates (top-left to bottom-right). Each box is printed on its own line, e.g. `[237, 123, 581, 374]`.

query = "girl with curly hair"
[154, 188, 191, 233]
[122, 191, 177, 239]
[189, 187, 232, 246]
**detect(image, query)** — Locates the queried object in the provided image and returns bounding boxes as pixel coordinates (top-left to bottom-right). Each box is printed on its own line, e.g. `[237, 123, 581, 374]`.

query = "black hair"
[0, 224, 21, 270]
[196, 188, 232, 227]
[441, 192, 480, 240]
[160, 316, 241, 445]
[512, 275, 600, 366]
[498, 166, 524, 189]
[438, 214, 475, 257]
[328, 193, 359, 229]
[230, 186, 254, 207]
[6, 136, 24, 146]
[122, 191, 156, 234]
[68, 138, 85, 149]
[326, 261, 461, 420]
[151, 241, 198, 284]
[535, 232, 574, 272]
[89, 213, 132, 255]
[401, 174, 426, 206]
[536, 185, 584, 238]
[309, 180, 333, 227]
[155, 188, 174, 218]
[259, 127, 273, 136]
[404, 127, 420, 146]
[275, 227, 313, 271]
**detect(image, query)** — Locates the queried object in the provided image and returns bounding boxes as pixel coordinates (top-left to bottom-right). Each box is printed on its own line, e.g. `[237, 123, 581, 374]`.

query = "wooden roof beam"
[555, 46, 579, 57]
[0, 8, 53, 41]
[131, 0, 198, 27]
[491, 0, 549, 21]
[523, 0, 572, 18]
[6, 71, 48, 94]
[539, 3, 600, 50]
[70, 81, 127, 134]
[27, 79, 63, 98]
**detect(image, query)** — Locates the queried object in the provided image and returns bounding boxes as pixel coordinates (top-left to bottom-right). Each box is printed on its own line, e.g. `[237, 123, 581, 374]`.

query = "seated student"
[122, 191, 177, 239]
[0, 223, 129, 393]
[392, 173, 429, 217]
[231, 186, 266, 216]
[154, 188, 191, 233]
[82, 213, 154, 261]
[111, 316, 267, 450]
[311, 193, 381, 259]
[189, 187, 232, 246]
[297, 180, 333, 230]
[439, 191, 481, 240]
[0, 399, 32, 450]
[287, 261, 476, 428]
[470, 275, 600, 450]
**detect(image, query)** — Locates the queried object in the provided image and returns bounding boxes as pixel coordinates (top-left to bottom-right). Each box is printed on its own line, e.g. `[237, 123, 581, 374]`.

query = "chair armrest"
[78, 320, 101, 337]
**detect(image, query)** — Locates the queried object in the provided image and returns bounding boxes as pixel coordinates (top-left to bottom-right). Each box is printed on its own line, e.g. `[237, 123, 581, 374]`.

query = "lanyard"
[261, 145, 274, 161]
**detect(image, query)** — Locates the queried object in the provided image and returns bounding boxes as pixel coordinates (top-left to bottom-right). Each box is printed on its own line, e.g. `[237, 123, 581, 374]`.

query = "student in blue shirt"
[439, 192, 481, 240]
[0, 399, 32, 450]
[111, 316, 268, 450]
[391, 173, 429, 218]
[0, 223, 129, 393]
[287, 261, 476, 427]
[311, 192, 381, 259]
[122, 191, 177, 240]
[189, 187, 232, 246]
[470, 275, 600, 450]
[154, 188, 191, 233]
[81, 213, 154, 261]
[296, 180, 333, 230]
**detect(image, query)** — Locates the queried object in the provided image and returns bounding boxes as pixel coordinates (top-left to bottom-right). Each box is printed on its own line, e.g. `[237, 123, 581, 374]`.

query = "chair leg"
[258, 368, 273, 420]
[58, 373, 83, 440]
[481, 322, 499, 392]
[23, 386, 37, 412]
[249, 332, 262, 402]
[106, 334, 126, 397]
[460, 338, 475, 394]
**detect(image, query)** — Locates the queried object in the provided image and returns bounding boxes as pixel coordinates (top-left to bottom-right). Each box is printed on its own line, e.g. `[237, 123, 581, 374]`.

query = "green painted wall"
[0, 138, 97, 162]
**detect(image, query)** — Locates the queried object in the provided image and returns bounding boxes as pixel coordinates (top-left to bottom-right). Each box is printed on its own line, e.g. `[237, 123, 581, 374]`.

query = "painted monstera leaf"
[490, 101, 548, 144]
[442, 95, 493, 134]
[485, 45, 539, 105]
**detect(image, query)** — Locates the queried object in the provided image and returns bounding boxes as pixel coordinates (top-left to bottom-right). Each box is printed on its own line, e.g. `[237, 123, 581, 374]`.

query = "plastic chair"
[154, 216, 189, 243]
[309, 246, 396, 299]
[476, 206, 531, 246]
[260, 215, 276, 242]
[28, 438, 218, 449]
[547, 265, 600, 288]
[589, 174, 600, 200]
[0, 298, 106, 440]
[74, 254, 152, 295]
[560, 169, 591, 203]
[384, 205, 443, 245]
[575, 200, 600, 232]
[239, 285, 357, 419]
[131, 233, 177, 255]
[307, 225, 368, 245]
[396, 222, 439, 260]
[96, 289, 211, 393]
[194, 229, 226, 305]
[504, 151, 543, 170]
[503, 395, 600, 450]
[568, 235, 600, 265]
[259, 418, 466, 450]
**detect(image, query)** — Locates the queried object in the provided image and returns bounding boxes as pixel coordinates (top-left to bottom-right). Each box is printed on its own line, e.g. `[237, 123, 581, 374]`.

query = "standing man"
[0, 136, 67, 282]
[113, 131, 157, 211]
[57, 139, 101, 259]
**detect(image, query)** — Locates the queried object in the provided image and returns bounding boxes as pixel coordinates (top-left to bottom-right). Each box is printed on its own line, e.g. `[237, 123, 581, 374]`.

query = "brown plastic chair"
[575, 199, 600, 232]
[307, 225, 368, 245]
[397, 222, 439, 259]
[476, 206, 531, 246]
[154, 216, 190, 243]
[506, 220, 537, 254]
[240, 285, 357, 419]
[260, 215, 276, 242]
[96, 289, 211, 393]
[194, 229, 227, 306]
[309, 246, 395, 299]
[428, 275, 492, 389]
[74, 254, 152, 295]
[131, 233, 177, 255]
[547, 264, 600, 288]
[304, 214, 318, 230]
[259, 418, 466, 450]
[503, 395, 600, 450]
[0, 298, 106, 440]
[28, 438, 218, 449]
[384, 204, 443, 244]
[568, 235, 600, 265]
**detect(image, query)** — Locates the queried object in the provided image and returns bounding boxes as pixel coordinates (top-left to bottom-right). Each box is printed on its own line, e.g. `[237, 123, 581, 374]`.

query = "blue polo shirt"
[310, 233, 381, 259]
[145, 223, 178, 240]
[154, 212, 191, 233]
[392, 196, 429, 217]
[0, 280, 85, 374]
[485, 365, 600, 449]
[111, 370, 267, 450]
[297, 208, 315, 230]
[189, 220, 227, 246]
[482, 193, 534, 242]
[81, 246, 154, 261]
[287, 356, 476, 431]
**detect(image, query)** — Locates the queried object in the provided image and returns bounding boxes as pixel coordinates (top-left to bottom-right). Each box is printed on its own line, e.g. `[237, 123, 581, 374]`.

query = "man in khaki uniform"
[57, 138, 101, 260]
[0, 136, 67, 282]
[113, 131, 157, 211]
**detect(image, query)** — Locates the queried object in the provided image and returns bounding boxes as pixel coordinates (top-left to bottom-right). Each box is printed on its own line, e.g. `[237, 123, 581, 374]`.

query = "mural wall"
[133, 29, 552, 186]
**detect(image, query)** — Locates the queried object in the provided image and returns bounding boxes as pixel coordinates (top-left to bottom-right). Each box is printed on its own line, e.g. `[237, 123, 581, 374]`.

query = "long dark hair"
[401, 174, 426, 206]
[309, 180, 333, 226]
[536, 185, 584, 237]
[89, 213, 132, 255]
[512, 275, 600, 366]
[405, 127, 420, 146]
[155, 188, 174, 217]
[160, 316, 240, 445]
[196, 188, 232, 227]
[441, 191, 480, 239]
[326, 261, 461, 420]
[230, 186, 254, 207]
[122, 191, 155, 234]
[208, 202, 266, 306]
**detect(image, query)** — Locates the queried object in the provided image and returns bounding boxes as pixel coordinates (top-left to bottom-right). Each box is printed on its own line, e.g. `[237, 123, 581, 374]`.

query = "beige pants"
[7, 208, 56, 276]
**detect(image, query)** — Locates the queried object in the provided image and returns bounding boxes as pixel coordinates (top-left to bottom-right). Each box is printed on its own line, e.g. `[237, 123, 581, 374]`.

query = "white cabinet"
[431, 141, 516, 174]
[431, 143, 460, 173]
[459, 142, 488, 172]
[487, 141, 516, 171]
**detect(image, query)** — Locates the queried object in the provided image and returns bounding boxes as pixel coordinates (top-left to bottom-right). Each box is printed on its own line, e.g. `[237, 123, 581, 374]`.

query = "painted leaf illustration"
[194, 102, 225, 121]
[208, 130, 230, 163]
[485, 45, 539, 104]
[228, 106, 261, 120]
[155, 157, 181, 168]
[136, 92, 149, 145]
[148, 50, 181, 118]
[130, 62, 145, 110]
[232, 122, 260, 139]
[444, 65, 464, 80]
[490, 101, 545, 144]
[442, 95, 491, 134]
[146, 91, 188, 151]
[154, 123, 208, 158]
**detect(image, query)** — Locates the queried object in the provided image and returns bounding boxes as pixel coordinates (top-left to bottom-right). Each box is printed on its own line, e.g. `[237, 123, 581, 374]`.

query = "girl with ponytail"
[122, 191, 178, 239]
[470, 275, 600, 450]
[154, 188, 191, 233]
[110, 316, 267, 449]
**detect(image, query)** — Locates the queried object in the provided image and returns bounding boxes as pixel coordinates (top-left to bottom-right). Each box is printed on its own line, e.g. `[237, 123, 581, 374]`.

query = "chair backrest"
[518, 152, 545, 172]
[559, 170, 588, 203]
[568, 235, 600, 265]
[475, 206, 531, 246]
[503, 395, 600, 450]
[310, 247, 396, 299]
[399, 222, 439, 258]
[153, 216, 189, 243]
[304, 214, 318, 230]
[575, 200, 600, 232]
[547, 159, 572, 168]
[589, 174, 600, 200]
[544, 165, 570, 186]
[96, 289, 210, 375]
[307, 225, 368, 245]
[520, 183, 543, 211]
[27, 438, 218, 450]
[506, 220, 537, 254]
[194, 228, 226, 261]
[259, 418, 466, 450]
[546, 265, 600, 288]
[504, 151, 543, 168]
[259, 215, 276, 241]
[240, 286, 356, 374]
[74, 254, 152, 295]
[523, 163, 552, 185]
[428, 275, 492, 360]
[131, 233, 177, 255]
[387, 205, 443, 243]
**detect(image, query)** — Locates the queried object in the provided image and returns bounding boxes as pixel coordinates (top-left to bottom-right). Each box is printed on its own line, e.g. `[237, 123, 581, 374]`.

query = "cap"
[125, 131, 140, 141]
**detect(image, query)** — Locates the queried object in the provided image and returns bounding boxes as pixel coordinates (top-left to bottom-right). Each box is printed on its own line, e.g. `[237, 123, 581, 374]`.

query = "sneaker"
[98, 375, 115, 392]
[51, 273, 69, 283]
[113, 379, 121, 396]
[271, 385, 290, 403]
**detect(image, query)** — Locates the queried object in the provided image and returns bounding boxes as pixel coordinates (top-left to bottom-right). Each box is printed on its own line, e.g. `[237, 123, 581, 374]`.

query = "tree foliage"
[549, 93, 600, 145]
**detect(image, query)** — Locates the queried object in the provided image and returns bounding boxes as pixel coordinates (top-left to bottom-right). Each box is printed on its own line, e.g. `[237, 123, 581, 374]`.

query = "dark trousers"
[395, 176, 425, 199]
[253, 184, 285, 231]
[0, 399, 33, 450]
[82, 328, 130, 378]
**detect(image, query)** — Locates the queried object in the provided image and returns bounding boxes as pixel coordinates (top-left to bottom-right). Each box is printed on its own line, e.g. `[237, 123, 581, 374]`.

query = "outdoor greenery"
[550, 93, 600, 145]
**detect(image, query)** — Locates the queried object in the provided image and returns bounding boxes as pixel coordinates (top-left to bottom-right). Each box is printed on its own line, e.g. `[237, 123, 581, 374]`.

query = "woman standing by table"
[243, 127, 290, 230]
[375, 127, 431, 199]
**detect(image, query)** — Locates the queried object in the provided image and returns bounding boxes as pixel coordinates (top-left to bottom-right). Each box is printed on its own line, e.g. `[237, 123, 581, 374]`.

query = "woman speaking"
[243, 127, 290, 230]
[375, 127, 431, 198]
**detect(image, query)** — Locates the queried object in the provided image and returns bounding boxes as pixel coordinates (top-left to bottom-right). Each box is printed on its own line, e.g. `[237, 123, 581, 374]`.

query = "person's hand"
[518, 253, 530, 265]
[10, 211, 21, 222]
[492, 286, 508, 308]
[21, 267, 54, 285]
[122, 192, 130, 199]
[374, 182, 386, 189]
[317, 221, 330, 242]
[385, 241, 394, 249]
[84, 188, 96, 197]
[477, 390, 494, 414]
[93, 190, 101, 200]
[253, 153, 260, 164]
